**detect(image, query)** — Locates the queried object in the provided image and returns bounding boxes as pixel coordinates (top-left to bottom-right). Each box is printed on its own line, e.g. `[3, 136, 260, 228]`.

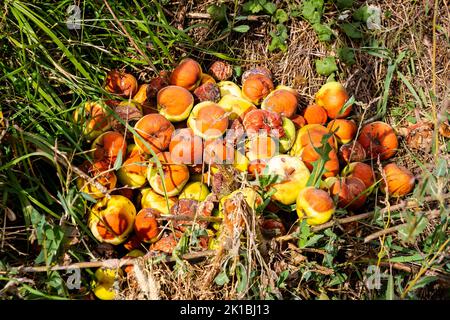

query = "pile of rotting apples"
[74, 58, 416, 299]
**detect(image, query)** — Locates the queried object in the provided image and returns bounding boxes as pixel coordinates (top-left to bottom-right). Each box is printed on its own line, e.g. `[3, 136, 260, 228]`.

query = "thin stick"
[187, 12, 269, 21]
[15, 250, 216, 273]
[157, 214, 222, 223]
[364, 209, 440, 243]
[363, 224, 404, 243]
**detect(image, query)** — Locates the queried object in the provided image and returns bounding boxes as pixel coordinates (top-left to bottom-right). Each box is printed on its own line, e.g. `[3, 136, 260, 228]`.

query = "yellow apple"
[265, 155, 310, 205]
[296, 187, 335, 225]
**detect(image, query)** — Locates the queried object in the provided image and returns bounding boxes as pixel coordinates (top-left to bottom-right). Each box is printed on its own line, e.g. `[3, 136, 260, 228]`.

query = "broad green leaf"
[353, 5, 371, 22]
[389, 254, 424, 263]
[328, 273, 347, 286]
[242, 0, 265, 14]
[263, 2, 277, 15]
[233, 25, 250, 33]
[302, 0, 324, 25]
[410, 275, 438, 291]
[336, 0, 355, 9]
[214, 271, 230, 286]
[303, 234, 324, 248]
[338, 47, 356, 65]
[277, 270, 289, 288]
[268, 24, 288, 52]
[398, 213, 429, 243]
[385, 274, 395, 300]
[312, 23, 333, 42]
[233, 65, 242, 77]
[207, 4, 227, 22]
[340, 22, 363, 38]
[274, 9, 289, 23]
[315, 56, 338, 76]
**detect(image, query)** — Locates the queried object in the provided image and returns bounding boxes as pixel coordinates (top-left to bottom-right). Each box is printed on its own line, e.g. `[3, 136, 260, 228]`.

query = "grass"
[0, 0, 449, 299]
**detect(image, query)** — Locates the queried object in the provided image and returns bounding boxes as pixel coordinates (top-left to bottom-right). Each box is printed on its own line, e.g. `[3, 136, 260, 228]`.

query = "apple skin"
[217, 81, 242, 98]
[219, 187, 263, 213]
[381, 163, 415, 197]
[290, 124, 337, 158]
[279, 117, 296, 153]
[261, 86, 298, 118]
[146, 152, 190, 197]
[92, 268, 122, 300]
[169, 58, 203, 91]
[218, 94, 256, 120]
[157, 85, 194, 122]
[296, 187, 335, 225]
[88, 195, 136, 245]
[265, 155, 311, 205]
[76, 163, 117, 199]
[187, 101, 229, 140]
[95, 268, 121, 284]
[245, 134, 277, 161]
[315, 81, 351, 119]
[179, 181, 210, 202]
[117, 154, 148, 188]
[233, 151, 250, 173]
[140, 187, 176, 215]
[93, 283, 116, 300]
[73, 101, 112, 142]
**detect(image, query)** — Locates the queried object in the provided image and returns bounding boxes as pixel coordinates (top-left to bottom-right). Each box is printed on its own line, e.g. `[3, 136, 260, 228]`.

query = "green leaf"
[113, 148, 123, 171]
[410, 276, 438, 291]
[268, 24, 288, 52]
[47, 271, 68, 297]
[339, 95, 355, 117]
[236, 263, 248, 293]
[312, 23, 333, 42]
[315, 56, 338, 76]
[277, 270, 289, 288]
[433, 158, 448, 177]
[406, 115, 417, 124]
[385, 274, 395, 300]
[207, 4, 227, 22]
[263, 2, 277, 15]
[338, 47, 356, 65]
[398, 213, 429, 243]
[389, 254, 424, 263]
[233, 25, 250, 33]
[297, 220, 323, 248]
[233, 65, 242, 77]
[306, 132, 334, 186]
[297, 220, 312, 248]
[214, 271, 230, 286]
[336, 0, 354, 9]
[291, 10, 302, 18]
[242, 0, 265, 14]
[274, 9, 289, 23]
[328, 273, 347, 286]
[340, 22, 363, 38]
[304, 234, 324, 248]
[353, 5, 371, 22]
[302, 0, 324, 25]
